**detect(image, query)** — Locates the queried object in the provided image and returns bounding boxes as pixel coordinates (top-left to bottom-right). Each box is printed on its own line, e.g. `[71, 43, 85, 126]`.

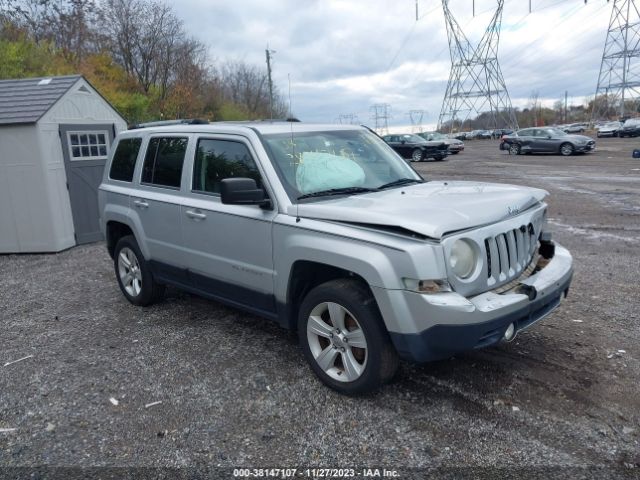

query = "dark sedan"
[382, 134, 449, 161]
[618, 118, 640, 137]
[417, 131, 464, 154]
[501, 127, 595, 156]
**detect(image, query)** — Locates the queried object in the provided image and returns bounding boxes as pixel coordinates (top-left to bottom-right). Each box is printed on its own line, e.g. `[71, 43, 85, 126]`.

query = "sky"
[166, 0, 612, 129]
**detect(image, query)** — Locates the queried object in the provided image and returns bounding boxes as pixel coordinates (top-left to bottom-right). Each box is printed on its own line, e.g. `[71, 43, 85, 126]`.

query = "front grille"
[484, 223, 537, 287]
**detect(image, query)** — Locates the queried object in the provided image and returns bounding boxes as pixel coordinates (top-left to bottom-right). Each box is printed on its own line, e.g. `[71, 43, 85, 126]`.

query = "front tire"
[114, 235, 165, 306]
[411, 148, 424, 162]
[559, 142, 574, 156]
[298, 279, 399, 394]
[508, 143, 521, 155]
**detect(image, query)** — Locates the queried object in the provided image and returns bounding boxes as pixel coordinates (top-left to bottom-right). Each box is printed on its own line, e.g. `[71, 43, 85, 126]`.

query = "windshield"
[261, 129, 422, 202]
[422, 132, 444, 140]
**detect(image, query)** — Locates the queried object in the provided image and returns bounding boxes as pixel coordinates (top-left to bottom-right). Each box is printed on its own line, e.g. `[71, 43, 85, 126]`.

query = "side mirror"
[400, 140, 406, 144]
[220, 178, 270, 208]
[547, 135, 552, 139]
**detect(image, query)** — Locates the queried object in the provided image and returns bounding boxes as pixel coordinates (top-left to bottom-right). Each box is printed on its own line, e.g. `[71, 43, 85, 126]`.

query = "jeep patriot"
[99, 122, 573, 394]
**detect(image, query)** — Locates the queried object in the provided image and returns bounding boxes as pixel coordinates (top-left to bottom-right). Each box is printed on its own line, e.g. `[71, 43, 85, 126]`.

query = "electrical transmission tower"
[370, 104, 391, 134]
[591, 0, 640, 122]
[408, 110, 426, 132]
[438, 0, 518, 132]
[337, 113, 360, 124]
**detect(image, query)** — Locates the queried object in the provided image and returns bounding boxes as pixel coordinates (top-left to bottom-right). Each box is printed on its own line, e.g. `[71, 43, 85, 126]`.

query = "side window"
[192, 139, 262, 195]
[141, 137, 188, 188]
[109, 138, 142, 182]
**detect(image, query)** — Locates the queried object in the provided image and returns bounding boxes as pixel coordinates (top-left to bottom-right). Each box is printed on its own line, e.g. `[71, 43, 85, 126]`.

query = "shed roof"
[0, 75, 82, 126]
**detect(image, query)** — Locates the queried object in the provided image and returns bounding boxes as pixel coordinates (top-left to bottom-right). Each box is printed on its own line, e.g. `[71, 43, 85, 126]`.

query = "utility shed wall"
[0, 125, 58, 252]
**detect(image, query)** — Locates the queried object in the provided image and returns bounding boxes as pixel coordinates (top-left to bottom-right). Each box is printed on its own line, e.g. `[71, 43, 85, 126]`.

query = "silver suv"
[99, 122, 573, 394]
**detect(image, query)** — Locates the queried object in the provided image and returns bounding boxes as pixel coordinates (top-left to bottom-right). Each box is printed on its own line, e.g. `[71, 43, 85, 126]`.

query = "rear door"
[60, 124, 114, 244]
[132, 135, 189, 277]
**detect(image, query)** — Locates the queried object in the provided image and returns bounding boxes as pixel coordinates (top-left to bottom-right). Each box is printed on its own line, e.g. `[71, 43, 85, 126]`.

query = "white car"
[596, 122, 622, 137]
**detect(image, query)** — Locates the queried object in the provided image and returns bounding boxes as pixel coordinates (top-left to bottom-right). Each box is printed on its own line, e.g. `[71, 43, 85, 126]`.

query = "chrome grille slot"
[485, 223, 537, 287]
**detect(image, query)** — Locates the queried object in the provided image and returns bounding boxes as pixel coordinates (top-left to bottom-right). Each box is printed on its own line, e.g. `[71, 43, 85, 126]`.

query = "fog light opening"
[503, 323, 517, 342]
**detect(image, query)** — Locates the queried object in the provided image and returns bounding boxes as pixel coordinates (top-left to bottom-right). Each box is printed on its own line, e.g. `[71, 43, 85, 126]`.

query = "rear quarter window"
[109, 138, 142, 182]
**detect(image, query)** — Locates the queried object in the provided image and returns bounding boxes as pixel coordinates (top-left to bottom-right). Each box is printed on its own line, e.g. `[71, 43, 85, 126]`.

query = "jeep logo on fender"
[508, 205, 520, 216]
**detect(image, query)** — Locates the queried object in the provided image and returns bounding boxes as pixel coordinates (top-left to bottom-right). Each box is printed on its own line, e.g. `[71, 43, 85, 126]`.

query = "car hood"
[291, 181, 548, 239]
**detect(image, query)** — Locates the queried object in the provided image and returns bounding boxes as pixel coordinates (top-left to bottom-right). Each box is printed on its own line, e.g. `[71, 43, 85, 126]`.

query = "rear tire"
[114, 235, 165, 306]
[297, 279, 399, 395]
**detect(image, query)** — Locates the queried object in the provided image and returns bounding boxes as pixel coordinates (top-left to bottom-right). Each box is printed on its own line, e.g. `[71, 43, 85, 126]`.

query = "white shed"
[0, 75, 127, 253]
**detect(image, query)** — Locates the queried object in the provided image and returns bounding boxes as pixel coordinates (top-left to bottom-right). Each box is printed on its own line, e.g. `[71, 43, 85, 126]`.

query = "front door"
[180, 136, 277, 317]
[60, 124, 114, 244]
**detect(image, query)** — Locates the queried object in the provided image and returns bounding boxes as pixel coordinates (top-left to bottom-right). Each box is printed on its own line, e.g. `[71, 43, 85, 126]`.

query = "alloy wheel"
[118, 247, 142, 297]
[306, 302, 368, 382]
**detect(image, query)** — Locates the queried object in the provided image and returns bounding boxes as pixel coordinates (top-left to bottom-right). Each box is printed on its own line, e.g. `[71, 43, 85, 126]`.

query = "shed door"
[60, 124, 115, 244]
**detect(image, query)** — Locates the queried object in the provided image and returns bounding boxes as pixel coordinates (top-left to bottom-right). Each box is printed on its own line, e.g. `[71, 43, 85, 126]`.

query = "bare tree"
[218, 60, 288, 118]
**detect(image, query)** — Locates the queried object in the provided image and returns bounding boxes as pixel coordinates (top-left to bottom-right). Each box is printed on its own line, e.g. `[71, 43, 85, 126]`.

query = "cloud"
[167, 0, 612, 126]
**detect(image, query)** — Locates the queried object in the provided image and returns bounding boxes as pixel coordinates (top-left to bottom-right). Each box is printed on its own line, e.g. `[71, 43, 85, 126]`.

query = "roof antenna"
[289, 74, 301, 223]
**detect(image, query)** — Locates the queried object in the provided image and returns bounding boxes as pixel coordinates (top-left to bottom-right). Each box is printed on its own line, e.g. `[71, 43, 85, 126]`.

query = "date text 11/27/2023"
[232, 468, 400, 478]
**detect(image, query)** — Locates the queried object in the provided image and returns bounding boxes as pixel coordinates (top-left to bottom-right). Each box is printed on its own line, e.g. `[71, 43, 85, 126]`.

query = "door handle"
[133, 199, 149, 208]
[185, 209, 207, 220]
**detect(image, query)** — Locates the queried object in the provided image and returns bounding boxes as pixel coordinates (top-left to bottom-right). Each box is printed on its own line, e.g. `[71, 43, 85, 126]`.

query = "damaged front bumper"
[384, 243, 573, 363]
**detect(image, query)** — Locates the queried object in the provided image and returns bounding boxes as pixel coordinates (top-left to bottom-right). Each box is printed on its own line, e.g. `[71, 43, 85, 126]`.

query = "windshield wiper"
[297, 187, 376, 200]
[377, 178, 423, 190]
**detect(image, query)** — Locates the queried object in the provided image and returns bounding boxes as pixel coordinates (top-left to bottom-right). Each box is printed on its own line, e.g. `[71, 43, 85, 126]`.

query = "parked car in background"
[476, 130, 492, 139]
[382, 133, 449, 161]
[501, 127, 596, 156]
[596, 121, 622, 138]
[618, 118, 640, 137]
[417, 131, 464, 154]
[563, 123, 587, 134]
[453, 131, 469, 141]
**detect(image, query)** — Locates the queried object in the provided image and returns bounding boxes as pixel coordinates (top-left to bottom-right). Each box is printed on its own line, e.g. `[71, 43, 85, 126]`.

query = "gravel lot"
[1, 135, 639, 478]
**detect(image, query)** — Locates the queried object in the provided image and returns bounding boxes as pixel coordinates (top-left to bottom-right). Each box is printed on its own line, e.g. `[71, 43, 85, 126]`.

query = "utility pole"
[591, 0, 640, 122]
[438, 0, 518, 133]
[564, 90, 568, 123]
[265, 46, 276, 119]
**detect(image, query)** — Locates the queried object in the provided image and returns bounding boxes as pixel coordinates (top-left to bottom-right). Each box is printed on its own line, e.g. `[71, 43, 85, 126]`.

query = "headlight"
[449, 239, 477, 279]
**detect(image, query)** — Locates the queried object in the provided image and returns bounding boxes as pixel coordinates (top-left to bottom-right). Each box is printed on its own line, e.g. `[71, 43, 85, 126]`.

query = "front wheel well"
[285, 261, 371, 331]
[106, 221, 134, 258]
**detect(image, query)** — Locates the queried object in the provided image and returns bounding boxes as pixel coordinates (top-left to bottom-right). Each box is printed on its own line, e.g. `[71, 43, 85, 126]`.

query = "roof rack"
[128, 118, 209, 129]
